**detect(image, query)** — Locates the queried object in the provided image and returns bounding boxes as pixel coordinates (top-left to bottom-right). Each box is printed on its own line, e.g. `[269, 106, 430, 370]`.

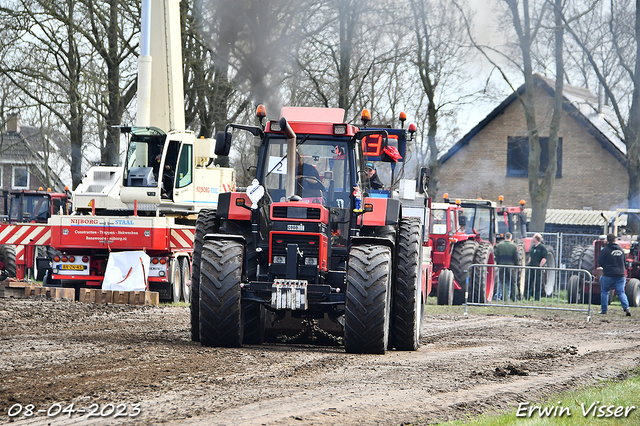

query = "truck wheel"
[626, 278, 640, 307]
[580, 246, 598, 304]
[569, 245, 585, 270]
[180, 257, 191, 303]
[450, 240, 478, 305]
[191, 209, 217, 342]
[470, 242, 495, 303]
[567, 275, 582, 304]
[171, 259, 181, 302]
[199, 239, 243, 347]
[242, 301, 265, 345]
[345, 244, 392, 354]
[32, 246, 48, 281]
[0, 245, 17, 279]
[437, 269, 454, 305]
[393, 218, 422, 351]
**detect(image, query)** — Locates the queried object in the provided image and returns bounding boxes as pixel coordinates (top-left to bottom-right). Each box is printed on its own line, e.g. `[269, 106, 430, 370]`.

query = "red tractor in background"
[0, 189, 71, 281]
[430, 195, 495, 305]
[568, 209, 640, 306]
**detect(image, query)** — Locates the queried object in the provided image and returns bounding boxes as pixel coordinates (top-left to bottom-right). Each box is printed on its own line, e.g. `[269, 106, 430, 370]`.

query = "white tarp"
[102, 251, 150, 292]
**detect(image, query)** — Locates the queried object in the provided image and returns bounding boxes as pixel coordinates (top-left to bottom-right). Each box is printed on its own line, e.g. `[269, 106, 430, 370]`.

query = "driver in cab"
[296, 153, 323, 194]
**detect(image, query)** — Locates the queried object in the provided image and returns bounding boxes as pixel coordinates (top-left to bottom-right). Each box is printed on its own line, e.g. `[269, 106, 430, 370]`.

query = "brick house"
[437, 76, 628, 211]
[0, 114, 66, 193]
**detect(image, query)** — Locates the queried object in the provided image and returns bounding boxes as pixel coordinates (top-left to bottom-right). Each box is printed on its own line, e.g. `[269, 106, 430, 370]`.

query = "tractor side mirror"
[215, 131, 232, 156]
[458, 214, 466, 227]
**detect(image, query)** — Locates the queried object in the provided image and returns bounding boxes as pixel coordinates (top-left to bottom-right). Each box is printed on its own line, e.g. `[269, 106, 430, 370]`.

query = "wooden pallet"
[1, 281, 159, 306]
[78, 288, 159, 306]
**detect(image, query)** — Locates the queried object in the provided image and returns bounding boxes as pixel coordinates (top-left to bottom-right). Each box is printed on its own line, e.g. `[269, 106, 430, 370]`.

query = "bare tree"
[560, 0, 640, 216]
[409, 0, 478, 197]
[0, 0, 87, 188]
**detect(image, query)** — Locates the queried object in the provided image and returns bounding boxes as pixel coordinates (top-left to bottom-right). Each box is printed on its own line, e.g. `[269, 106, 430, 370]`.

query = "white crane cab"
[119, 126, 234, 213]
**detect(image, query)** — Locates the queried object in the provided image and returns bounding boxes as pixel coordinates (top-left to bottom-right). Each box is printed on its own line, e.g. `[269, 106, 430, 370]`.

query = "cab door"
[171, 142, 194, 205]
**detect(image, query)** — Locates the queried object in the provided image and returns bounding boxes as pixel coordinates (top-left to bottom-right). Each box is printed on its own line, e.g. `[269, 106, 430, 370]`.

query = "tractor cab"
[496, 196, 528, 241]
[443, 195, 498, 245]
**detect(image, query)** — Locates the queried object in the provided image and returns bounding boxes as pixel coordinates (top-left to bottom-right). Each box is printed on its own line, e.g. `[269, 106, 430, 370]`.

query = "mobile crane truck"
[45, 0, 234, 301]
[190, 106, 432, 354]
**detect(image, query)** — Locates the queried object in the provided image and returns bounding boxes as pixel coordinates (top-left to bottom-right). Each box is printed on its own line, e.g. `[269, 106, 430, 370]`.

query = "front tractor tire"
[437, 269, 454, 306]
[190, 209, 217, 342]
[345, 244, 392, 354]
[199, 239, 244, 347]
[393, 218, 423, 351]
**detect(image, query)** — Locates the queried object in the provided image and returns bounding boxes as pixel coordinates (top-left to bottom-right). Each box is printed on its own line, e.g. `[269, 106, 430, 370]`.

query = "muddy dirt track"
[1, 297, 639, 426]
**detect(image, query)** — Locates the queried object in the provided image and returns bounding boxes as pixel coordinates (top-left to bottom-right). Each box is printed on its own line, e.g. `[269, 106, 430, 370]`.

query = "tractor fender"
[350, 236, 395, 253]
[360, 198, 401, 227]
[204, 234, 247, 244]
[216, 192, 251, 221]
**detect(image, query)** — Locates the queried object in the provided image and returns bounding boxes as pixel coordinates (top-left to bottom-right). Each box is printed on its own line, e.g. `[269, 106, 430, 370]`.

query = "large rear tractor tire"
[393, 218, 422, 351]
[450, 240, 478, 305]
[436, 269, 454, 306]
[568, 245, 586, 270]
[345, 245, 392, 354]
[0, 245, 17, 279]
[580, 246, 599, 304]
[190, 209, 217, 342]
[242, 301, 266, 345]
[626, 278, 640, 307]
[470, 242, 495, 303]
[199, 239, 244, 347]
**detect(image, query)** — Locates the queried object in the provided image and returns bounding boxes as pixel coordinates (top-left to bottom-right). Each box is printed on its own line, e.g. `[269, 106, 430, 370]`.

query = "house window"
[507, 136, 562, 178]
[12, 165, 29, 189]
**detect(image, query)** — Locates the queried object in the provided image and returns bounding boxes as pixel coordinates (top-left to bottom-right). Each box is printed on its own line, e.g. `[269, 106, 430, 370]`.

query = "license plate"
[271, 279, 308, 310]
[61, 264, 84, 271]
[287, 224, 305, 231]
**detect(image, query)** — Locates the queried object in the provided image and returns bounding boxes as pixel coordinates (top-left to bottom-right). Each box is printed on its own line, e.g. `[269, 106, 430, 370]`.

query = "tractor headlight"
[273, 256, 286, 264]
[305, 258, 318, 266]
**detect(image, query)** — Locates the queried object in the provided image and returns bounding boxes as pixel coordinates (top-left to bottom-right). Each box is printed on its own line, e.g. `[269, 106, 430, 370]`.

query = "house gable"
[436, 79, 628, 211]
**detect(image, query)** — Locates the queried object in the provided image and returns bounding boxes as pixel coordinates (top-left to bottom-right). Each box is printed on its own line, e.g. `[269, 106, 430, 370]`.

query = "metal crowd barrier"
[466, 264, 594, 320]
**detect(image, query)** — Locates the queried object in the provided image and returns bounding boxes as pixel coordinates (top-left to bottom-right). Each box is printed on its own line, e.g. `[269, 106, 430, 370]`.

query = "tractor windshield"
[430, 208, 447, 235]
[462, 206, 493, 241]
[262, 138, 350, 208]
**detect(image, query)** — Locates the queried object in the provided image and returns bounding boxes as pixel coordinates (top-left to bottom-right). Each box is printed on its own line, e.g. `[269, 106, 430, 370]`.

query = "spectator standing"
[494, 232, 519, 301]
[597, 233, 631, 316]
[526, 233, 547, 301]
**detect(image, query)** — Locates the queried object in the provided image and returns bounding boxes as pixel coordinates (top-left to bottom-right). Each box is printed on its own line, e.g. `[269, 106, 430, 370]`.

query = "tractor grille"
[272, 206, 321, 220]
[271, 233, 320, 258]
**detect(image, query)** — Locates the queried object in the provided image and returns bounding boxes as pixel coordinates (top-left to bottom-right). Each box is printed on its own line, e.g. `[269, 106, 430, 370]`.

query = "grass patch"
[420, 370, 640, 426]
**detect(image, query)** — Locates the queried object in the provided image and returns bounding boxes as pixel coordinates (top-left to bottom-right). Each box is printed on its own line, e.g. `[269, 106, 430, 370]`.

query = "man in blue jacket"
[597, 234, 631, 316]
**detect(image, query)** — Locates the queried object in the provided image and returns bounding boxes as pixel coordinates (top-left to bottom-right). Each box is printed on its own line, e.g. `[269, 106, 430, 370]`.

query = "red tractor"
[430, 196, 495, 305]
[568, 209, 640, 307]
[0, 189, 71, 281]
[190, 106, 430, 354]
